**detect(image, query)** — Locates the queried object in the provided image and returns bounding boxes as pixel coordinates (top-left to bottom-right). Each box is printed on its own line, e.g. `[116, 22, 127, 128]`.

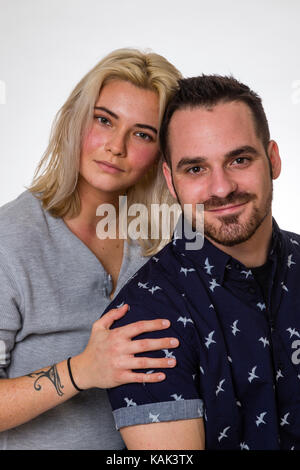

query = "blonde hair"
[29, 48, 182, 255]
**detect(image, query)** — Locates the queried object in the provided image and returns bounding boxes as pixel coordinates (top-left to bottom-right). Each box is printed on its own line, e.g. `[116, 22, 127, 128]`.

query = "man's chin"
[204, 229, 254, 247]
[204, 210, 270, 248]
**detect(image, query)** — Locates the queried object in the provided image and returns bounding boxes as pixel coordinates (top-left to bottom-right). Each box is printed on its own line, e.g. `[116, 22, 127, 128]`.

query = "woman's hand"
[71, 304, 179, 389]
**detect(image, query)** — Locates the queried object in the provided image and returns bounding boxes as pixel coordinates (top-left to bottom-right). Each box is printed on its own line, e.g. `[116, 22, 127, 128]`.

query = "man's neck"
[205, 214, 273, 268]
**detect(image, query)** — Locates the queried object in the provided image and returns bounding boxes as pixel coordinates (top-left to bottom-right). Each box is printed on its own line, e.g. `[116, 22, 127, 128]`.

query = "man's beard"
[203, 186, 273, 247]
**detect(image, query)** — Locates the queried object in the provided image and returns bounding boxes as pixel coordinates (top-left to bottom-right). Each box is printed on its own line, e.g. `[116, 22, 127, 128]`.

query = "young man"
[104, 76, 300, 450]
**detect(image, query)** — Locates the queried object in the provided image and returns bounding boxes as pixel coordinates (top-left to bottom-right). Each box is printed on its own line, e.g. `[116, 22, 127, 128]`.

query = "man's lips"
[94, 160, 125, 173]
[206, 202, 248, 214]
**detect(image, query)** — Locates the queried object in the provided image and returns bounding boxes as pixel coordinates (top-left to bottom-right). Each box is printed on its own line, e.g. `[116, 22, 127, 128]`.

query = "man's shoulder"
[280, 227, 300, 255]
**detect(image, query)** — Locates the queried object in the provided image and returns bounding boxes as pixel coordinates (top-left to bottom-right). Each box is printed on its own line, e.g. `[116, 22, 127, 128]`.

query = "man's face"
[163, 101, 281, 247]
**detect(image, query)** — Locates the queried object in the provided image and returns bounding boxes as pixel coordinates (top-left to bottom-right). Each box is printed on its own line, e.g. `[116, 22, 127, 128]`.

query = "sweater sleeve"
[0, 248, 23, 378]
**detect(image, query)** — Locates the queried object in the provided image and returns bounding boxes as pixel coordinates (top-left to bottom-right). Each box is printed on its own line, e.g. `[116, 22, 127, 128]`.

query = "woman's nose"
[104, 131, 126, 157]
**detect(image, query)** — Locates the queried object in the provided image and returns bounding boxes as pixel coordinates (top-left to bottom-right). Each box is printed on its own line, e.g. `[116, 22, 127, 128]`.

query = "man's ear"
[162, 162, 177, 199]
[267, 140, 281, 180]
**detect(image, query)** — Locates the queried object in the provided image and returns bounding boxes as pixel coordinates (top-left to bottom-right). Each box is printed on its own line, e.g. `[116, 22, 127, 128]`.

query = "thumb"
[99, 304, 129, 329]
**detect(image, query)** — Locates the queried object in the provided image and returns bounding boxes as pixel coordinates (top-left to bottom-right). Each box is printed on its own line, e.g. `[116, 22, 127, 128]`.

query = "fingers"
[129, 337, 179, 354]
[121, 371, 167, 385]
[99, 304, 129, 329]
[118, 318, 173, 339]
[126, 355, 177, 370]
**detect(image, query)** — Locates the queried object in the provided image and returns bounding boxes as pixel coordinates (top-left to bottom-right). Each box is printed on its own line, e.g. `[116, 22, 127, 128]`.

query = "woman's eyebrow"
[94, 106, 157, 134]
[135, 124, 157, 134]
[94, 106, 118, 119]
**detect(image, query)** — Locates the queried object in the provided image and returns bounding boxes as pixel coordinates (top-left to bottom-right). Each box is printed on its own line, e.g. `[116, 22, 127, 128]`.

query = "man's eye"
[187, 166, 203, 174]
[233, 157, 250, 165]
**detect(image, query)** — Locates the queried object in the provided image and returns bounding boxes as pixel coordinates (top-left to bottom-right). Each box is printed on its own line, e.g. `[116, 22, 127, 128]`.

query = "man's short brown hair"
[159, 75, 270, 166]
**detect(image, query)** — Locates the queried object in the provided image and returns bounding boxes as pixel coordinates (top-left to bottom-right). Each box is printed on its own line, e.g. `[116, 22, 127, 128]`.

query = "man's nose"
[104, 130, 126, 157]
[208, 168, 237, 199]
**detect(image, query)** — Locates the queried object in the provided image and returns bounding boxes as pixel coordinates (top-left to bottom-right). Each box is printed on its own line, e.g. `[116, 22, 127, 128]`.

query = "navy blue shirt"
[105, 219, 300, 450]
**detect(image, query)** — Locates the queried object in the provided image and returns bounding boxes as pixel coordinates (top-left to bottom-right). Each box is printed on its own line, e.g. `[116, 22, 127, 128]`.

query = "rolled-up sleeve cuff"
[113, 399, 204, 430]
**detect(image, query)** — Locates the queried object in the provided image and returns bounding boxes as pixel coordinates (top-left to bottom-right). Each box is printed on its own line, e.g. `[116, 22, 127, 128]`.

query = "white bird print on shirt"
[172, 230, 180, 246]
[124, 397, 137, 407]
[171, 394, 184, 401]
[280, 413, 290, 426]
[287, 327, 300, 338]
[240, 442, 250, 450]
[152, 256, 159, 262]
[205, 331, 216, 349]
[281, 282, 289, 292]
[204, 258, 214, 275]
[209, 279, 220, 292]
[276, 369, 284, 381]
[256, 412, 267, 427]
[138, 282, 149, 289]
[231, 320, 240, 336]
[241, 270, 252, 279]
[259, 337, 270, 348]
[257, 302, 266, 311]
[148, 285, 162, 294]
[218, 426, 230, 442]
[248, 366, 259, 382]
[287, 254, 296, 268]
[162, 349, 176, 359]
[149, 412, 160, 422]
[290, 239, 299, 245]
[180, 267, 196, 276]
[216, 379, 225, 396]
[116, 301, 125, 308]
[177, 316, 194, 327]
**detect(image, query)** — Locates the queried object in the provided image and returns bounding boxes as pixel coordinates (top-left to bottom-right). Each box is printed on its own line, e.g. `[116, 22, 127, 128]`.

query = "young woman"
[0, 48, 181, 449]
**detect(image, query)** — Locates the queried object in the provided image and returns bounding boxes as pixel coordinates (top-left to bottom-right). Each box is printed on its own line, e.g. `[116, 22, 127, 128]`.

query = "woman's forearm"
[0, 359, 78, 432]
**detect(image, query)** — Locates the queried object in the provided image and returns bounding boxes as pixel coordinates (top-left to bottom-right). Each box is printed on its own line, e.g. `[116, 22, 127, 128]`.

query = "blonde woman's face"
[80, 80, 160, 196]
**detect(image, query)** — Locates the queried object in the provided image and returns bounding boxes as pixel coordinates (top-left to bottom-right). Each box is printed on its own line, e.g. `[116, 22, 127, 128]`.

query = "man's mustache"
[203, 192, 256, 210]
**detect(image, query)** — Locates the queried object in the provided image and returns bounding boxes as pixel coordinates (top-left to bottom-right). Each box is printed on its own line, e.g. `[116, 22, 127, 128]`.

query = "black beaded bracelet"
[67, 357, 84, 392]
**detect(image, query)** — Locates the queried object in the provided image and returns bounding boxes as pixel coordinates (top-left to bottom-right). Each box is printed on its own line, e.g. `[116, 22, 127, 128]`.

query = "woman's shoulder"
[0, 191, 49, 250]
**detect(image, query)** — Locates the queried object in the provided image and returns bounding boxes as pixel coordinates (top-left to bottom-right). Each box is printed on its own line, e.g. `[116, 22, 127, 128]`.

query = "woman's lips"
[94, 160, 125, 174]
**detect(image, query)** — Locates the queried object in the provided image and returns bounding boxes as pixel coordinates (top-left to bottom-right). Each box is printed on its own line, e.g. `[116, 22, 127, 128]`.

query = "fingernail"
[170, 339, 179, 346]
[162, 320, 170, 327]
[168, 359, 176, 366]
[158, 373, 165, 380]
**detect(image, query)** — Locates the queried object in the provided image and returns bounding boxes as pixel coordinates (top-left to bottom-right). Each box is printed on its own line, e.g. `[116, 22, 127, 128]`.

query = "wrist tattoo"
[27, 364, 64, 396]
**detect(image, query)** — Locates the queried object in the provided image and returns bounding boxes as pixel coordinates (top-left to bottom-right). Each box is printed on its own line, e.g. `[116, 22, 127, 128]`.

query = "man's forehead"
[168, 101, 260, 157]
[169, 100, 254, 128]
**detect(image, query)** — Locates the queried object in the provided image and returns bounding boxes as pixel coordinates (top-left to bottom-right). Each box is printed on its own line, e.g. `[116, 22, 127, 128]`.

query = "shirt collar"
[172, 216, 283, 284]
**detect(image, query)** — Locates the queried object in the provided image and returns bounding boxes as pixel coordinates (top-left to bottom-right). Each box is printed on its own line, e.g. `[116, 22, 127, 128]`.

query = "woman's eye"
[135, 132, 153, 141]
[95, 116, 111, 126]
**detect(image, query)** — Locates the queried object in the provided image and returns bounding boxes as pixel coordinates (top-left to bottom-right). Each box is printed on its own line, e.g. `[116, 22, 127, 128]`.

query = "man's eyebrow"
[176, 157, 206, 171]
[176, 146, 259, 171]
[224, 145, 259, 159]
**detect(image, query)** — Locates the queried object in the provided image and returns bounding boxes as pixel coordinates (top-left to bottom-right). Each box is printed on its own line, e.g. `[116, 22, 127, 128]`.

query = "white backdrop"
[0, 0, 299, 231]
